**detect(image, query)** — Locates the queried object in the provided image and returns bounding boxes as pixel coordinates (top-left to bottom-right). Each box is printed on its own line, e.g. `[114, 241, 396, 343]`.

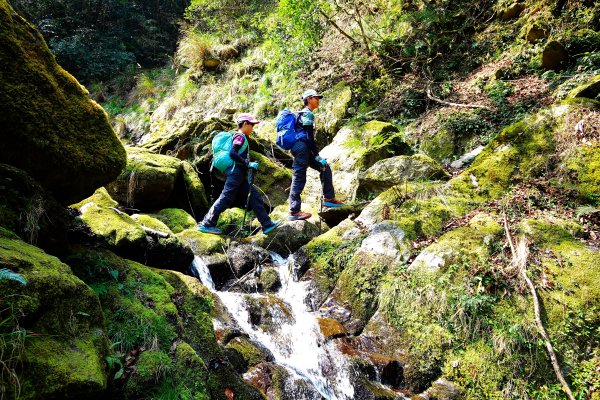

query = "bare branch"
[426, 84, 494, 111]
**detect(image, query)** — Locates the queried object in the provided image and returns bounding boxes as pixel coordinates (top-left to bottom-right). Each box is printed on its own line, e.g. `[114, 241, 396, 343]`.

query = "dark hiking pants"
[289, 140, 334, 214]
[202, 166, 271, 228]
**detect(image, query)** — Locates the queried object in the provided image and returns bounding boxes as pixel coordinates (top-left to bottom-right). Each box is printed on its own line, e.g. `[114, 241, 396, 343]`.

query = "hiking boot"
[198, 224, 222, 235]
[323, 198, 345, 208]
[262, 220, 282, 234]
[288, 212, 312, 221]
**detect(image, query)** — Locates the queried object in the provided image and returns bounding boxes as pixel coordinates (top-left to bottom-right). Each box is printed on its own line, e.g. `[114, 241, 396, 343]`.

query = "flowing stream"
[191, 254, 355, 400]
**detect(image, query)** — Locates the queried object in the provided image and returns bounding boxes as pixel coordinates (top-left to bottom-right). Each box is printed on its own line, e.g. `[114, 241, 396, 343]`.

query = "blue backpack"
[275, 109, 306, 150]
[211, 131, 248, 173]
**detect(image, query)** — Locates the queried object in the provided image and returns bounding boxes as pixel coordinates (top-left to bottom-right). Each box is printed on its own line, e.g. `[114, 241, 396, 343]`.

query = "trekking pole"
[240, 167, 256, 236]
[318, 163, 326, 235]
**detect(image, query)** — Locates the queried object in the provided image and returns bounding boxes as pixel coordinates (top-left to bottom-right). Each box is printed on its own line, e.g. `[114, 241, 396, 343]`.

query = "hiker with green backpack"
[198, 113, 281, 235]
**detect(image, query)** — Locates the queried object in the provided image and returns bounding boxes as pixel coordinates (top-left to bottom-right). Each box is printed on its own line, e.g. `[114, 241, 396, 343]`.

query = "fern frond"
[0, 268, 27, 285]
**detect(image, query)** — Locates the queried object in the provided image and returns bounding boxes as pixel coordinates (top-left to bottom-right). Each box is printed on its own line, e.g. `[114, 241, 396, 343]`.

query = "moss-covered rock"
[152, 208, 198, 234]
[304, 219, 365, 309]
[316, 121, 412, 201]
[357, 154, 450, 198]
[0, 163, 71, 254]
[105, 147, 182, 211]
[168, 160, 209, 218]
[567, 74, 600, 100]
[250, 150, 293, 208]
[248, 220, 321, 257]
[65, 248, 263, 399]
[225, 336, 274, 372]
[0, 0, 126, 205]
[319, 82, 353, 146]
[0, 230, 108, 399]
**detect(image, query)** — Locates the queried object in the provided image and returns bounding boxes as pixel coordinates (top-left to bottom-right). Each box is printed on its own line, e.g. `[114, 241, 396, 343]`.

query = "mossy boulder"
[541, 40, 569, 71]
[0, 163, 71, 254]
[303, 219, 366, 310]
[65, 248, 263, 399]
[319, 82, 353, 146]
[105, 147, 183, 211]
[0, 0, 126, 205]
[567, 74, 600, 100]
[357, 154, 450, 198]
[316, 121, 412, 201]
[497, 2, 525, 20]
[248, 220, 321, 257]
[225, 336, 274, 372]
[250, 150, 293, 208]
[409, 213, 502, 273]
[244, 362, 323, 400]
[74, 192, 193, 271]
[0, 229, 108, 399]
[151, 208, 198, 234]
[327, 221, 411, 334]
[168, 160, 209, 218]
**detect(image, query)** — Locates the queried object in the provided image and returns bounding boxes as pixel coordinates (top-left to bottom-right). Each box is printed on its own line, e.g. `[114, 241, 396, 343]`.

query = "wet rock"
[246, 295, 294, 333]
[0, 0, 126, 205]
[318, 202, 369, 227]
[227, 243, 272, 280]
[317, 317, 349, 340]
[357, 155, 449, 198]
[291, 246, 310, 281]
[541, 40, 568, 71]
[370, 354, 404, 388]
[245, 362, 326, 400]
[229, 266, 281, 293]
[249, 220, 320, 256]
[225, 336, 274, 373]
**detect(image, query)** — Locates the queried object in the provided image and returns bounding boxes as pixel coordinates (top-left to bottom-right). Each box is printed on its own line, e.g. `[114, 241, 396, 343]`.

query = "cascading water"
[191, 254, 355, 400]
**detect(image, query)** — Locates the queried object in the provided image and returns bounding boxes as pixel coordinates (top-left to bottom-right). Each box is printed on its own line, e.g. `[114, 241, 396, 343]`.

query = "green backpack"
[211, 131, 248, 173]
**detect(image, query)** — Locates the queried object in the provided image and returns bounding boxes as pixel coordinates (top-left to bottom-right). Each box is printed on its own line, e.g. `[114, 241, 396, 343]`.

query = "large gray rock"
[357, 154, 449, 197]
[0, 1, 126, 204]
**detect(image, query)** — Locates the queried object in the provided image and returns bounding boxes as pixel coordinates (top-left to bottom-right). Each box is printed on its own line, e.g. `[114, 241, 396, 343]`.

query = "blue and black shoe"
[262, 220, 282, 234]
[198, 224, 222, 235]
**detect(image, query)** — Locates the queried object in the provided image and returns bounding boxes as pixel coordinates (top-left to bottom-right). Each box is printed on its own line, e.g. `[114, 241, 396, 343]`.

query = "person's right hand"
[315, 156, 327, 167]
[248, 161, 259, 170]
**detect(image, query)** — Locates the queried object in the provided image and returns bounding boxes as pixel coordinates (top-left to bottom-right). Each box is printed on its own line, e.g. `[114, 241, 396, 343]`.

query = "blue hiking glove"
[248, 161, 259, 170]
[314, 156, 328, 167]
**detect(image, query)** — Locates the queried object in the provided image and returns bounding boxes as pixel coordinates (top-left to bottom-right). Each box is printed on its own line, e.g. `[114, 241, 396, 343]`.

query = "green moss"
[152, 208, 197, 233]
[78, 202, 147, 249]
[71, 187, 118, 209]
[258, 268, 280, 292]
[131, 214, 173, 234]
[226, 337, 269, 369]
[250, 150, 292, 208]
[564, 143, 600, 203]
[305, 221, 361, 300]
[567, 74, 600, 100]
[20, 336, 108, 400]
[177, 229, 226, 255]
[337, 252, 389, 329]
[216, 208, 254, 235]
[0, 0, 126, 205]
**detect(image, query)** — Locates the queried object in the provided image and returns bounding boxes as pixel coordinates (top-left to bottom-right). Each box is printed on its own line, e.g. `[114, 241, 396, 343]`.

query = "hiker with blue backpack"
[198, 113, 281, 235]
[276, 89, 345, 221]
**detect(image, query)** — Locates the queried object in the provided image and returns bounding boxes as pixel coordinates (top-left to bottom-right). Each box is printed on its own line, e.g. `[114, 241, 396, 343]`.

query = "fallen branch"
[140, 225, 169, 238]
[426, 85, 494, 111]
[503, 215, 575, 400]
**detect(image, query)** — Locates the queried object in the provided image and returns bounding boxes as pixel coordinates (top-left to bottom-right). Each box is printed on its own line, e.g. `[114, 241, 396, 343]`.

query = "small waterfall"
[190, 254, 355, 400]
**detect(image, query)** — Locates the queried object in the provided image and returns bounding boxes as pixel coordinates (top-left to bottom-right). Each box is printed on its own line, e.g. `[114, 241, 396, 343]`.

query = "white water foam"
[191, 254, 355, 400]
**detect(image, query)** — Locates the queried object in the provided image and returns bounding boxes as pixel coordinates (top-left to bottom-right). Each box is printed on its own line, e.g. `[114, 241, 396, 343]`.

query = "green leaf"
[0, 268, 27, 285]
